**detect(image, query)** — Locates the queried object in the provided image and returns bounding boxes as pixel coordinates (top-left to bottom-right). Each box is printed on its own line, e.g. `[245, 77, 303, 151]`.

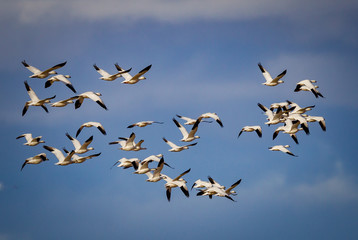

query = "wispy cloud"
[7, 0, 358, 26]
[0, 182, 4, 191]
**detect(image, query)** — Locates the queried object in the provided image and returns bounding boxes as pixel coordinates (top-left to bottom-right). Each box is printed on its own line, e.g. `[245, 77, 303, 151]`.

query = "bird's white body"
[258, 63, 287, 86]
[127, 121, 163, 128]
[163, 137, 197, 152]
[173, 118, 200, 142]
[93, 64, 131, 81]
[76, 121, 106, 137]
[22, 81, 55, 116]
[238, 126, 262, 138]
[45, 74, 76, 93]
[269, 145, 297, 157]
[115, 64, 152, 84]
[66, 133, 94, 154]
[21, 153, 49, 170]
[16, 133, 44, 146]
[22, 60, 66, 78]
[43, 146, 75, 166]
[74, 91, 107, 110]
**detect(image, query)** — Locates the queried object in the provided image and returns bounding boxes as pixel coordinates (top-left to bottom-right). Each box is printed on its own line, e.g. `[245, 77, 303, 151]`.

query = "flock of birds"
[17, 60, 326, 202]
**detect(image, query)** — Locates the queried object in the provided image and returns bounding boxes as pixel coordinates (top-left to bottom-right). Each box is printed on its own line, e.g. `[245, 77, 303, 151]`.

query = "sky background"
[1, 0, 358, 239]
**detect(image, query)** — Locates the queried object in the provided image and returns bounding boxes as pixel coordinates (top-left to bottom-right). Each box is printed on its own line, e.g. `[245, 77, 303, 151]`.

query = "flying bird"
[269, 145, 297, 157]
[258, 62, 287, 86]
[21, 153, 49, 171]
[16, 133, 44, 146]
[127, 121, 163, 128]
[93, 64, 132, 81]
[76, 122, 106, 137]
[73, 91, 107, 110]
[176, 114, 212, 125]
[172, 118, 200, 142]
[51, 97, 78, 107]
[109, 132, 146, 151]
[45, 74, 76, 93]
[63, 148, 101, 164]
[43, 145, 75, 166]
[161, 168, 191, 202]
[66, 133, 94, 154]
[22, 60, 67, 78]
[145, 157, 166, 182]
[198, 112, 223, 127]
[238, 126, 262, 138]
[110, 157, 141, 169]
[115, 63, 152, 84]
[294, 79, 324, 98]
[22, 81, 56, 116]
[304, 115, 326, 131]
[162, 137, 197, 152]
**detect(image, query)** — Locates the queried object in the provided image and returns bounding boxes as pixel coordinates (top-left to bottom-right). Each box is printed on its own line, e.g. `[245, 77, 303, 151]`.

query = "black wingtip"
[22, 60, 29, 67]
[44, 81, 52, 88]
[93, 64, 99, 71]
[258, 62, 265, 73]
[96, 100, 108, 110]
[66, 84, 77, 93]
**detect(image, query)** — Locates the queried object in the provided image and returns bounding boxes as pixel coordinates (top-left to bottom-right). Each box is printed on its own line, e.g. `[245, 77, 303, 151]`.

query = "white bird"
[22, 60, 67, 78]
[51, 97, 78, 107]
[76, 121, 106, 137]
[287, 113, 310, 135]
[287, 101, 315, 115]
[93, 64, 132, 81]
[127, 121, 163, 128]
[43, 145, 75, 166]
[109, 132, 146, 151]
[238, 126, 262, 138]
[22, 81, 56, 116]
[198, 112, 223, 127]
[145, 158, 165, 182]
[191, 179, 213, 190]
[21, 153, 49, 171]
[132, 160, 153, 175]
[294, 79, 324, 98]
[176, 114, 212, 125]
[74, 91, 107, 110]
[258, 62, 287, 86]
[269, 145, 297, 157]
[45, 74, 76, 93]
[63, 148, 101, 164]
[110, 157, 141, 169]
[16, 133, 44, 146]
[269, 101, 290, 111]
[257, 103, 286, 126]
[273, 119, 302, 144]
[142, 154, 163, 163]
[172, 118, 200, 142]
[66, 133, 94, 154]
[304, 115, 326, 131]
[115, 64, 152, 84]
[163, 137, 197, 152]
[161, 168, 191, 202]
[197, 177, 241, 201]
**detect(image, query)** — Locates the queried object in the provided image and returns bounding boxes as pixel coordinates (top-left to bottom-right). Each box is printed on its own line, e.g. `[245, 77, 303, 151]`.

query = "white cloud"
[0, 182, 3, 191]
[243, 162, 358, 207]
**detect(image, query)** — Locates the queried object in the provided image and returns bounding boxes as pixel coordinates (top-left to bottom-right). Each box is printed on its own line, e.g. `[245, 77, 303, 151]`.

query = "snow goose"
[63, 148, 101, 164]
[115, 63, 152, 84]
[198, 112, 223, 127]
[173, 118, 200, 142]
[287, 101, 315, 114]
[22, 81, 56, 116]
[269, 145, 297, 157]
[162, 137, 197, 152]
[21, 153, 49, 171]
[145, 157, 167, 182]
[287, 113, 310, 135]
[74, 91, 107, 110]
[110, 157, 140, 169]
[43, 145, 75, 166]
[93, 64, 132, 81]
[176, 114, 212, 125]
[191, 179, 212, 190]
[22, 60, 67, 78]
[294, 79, 324, 98]
[127, 121, 163, 128]
[51, 97, 78, 107]
[257, 103, 286, 126]
[109, 132, 146, 151]
[66, 133, 94, 154]
[131, 159, 152, 175]
[76, 121, 106, 137]
[273, 119, 302, 144]
[16, 133, 44, 146]
[258, 63, 287, 86]
[161, 168, 191, 202]
[197, 177, 241, 201]
[142, 154, 163, 162]
[269, 101, 290, 111]
[238, 126, 262, 138]
[45, 74, 76, 93]
[304, 115, 326, 131]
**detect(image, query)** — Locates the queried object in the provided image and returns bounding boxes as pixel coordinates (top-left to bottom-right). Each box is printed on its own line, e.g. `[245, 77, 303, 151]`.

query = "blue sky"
[1, 0, 358, 239]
